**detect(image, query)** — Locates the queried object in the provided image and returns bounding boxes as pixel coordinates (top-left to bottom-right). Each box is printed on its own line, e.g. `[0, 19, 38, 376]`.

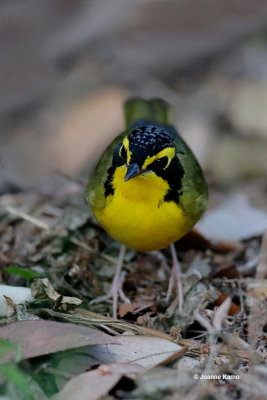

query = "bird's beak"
[124, 163, 141, 181]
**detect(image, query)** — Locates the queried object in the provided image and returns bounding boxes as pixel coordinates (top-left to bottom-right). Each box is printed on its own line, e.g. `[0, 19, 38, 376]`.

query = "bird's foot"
[91, 272, 130, 318]
[90, 245, 129, 319]
[166, 244, 184, 312]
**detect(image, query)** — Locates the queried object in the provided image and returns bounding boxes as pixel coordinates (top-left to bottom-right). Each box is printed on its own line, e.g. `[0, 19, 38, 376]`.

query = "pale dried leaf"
[54, 362, 143, 400]
[88, 335, 186, 368]
[54, 336, 186, 389]
[197, 194, 267, 240]
[31, 278, 82, 307]
[0, 285, 33, 317]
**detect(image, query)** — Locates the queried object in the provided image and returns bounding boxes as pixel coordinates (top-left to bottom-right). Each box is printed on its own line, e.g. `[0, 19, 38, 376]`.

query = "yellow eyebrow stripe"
[122, 137, 132, 164]
[142, 147, 175, 169]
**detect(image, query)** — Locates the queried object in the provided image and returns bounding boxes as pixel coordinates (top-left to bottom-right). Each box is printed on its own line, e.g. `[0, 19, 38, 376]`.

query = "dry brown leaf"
[210, 264, 240, 280]
[118, 303, 137, 317]
[178, 228, 241, 253]
[31, 278, 82, 308]
[0, 320, 117, 360]
[54, 362, 143, 400]
[214, 293, 241, 316]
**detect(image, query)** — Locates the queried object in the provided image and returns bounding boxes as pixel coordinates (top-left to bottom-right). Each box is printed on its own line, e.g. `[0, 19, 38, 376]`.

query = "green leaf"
[4, 266, 43, 280]
[0, 363, 35, 400]
[0, 338, 22, 364]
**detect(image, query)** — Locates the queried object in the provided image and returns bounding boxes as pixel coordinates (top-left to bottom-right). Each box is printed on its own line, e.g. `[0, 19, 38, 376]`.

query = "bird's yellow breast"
[92, 165, 194, 251]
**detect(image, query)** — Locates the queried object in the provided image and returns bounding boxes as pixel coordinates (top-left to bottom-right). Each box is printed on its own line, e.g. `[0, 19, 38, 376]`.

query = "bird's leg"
[117, 270, 131, 304]
[166, 243, 183, 312]
[91, 244, 130, 318]
[110, 244, 129, 317]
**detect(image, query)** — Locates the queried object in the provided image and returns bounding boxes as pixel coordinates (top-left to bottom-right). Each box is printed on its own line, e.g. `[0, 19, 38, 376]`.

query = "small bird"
[85, 97, 208, 317]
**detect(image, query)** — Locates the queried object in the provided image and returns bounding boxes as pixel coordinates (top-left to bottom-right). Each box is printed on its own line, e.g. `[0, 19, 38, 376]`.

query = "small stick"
[5, 206, 49, 230]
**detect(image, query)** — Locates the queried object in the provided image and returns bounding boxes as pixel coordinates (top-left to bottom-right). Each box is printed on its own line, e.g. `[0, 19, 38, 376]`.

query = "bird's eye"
[120, 145, 127, 160]
[153, 156, 168, 169]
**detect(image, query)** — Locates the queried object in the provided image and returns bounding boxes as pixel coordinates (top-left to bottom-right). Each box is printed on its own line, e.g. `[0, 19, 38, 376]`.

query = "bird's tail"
[124, 97, 172, 128]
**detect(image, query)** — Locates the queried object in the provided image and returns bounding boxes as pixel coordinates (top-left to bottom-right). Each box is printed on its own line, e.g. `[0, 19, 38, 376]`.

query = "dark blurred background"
[1, 0, 267, 189]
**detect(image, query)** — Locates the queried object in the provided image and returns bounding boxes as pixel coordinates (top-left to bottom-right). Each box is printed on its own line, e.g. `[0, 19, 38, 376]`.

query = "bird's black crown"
[128, 123, 175, 163]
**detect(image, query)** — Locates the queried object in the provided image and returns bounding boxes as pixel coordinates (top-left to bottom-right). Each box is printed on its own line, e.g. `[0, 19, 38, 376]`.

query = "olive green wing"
[85, 130, 127, 210]
[172, 129, 208, 221]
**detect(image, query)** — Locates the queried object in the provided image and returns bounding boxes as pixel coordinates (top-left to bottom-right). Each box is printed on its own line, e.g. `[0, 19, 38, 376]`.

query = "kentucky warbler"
[86, 97, 208, 317]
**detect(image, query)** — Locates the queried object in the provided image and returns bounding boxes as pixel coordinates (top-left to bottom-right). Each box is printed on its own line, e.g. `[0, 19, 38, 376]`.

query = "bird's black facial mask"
[120, 124, 176, 180]
[104, 123, 184, 204]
